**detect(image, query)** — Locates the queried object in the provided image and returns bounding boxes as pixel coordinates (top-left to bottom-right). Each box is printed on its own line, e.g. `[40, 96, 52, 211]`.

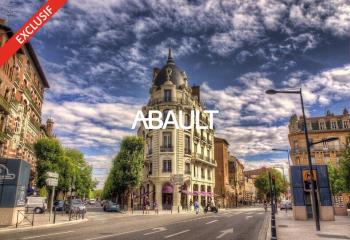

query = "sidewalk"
[0, 212, 87, 232]
[276, 211, 350, 240]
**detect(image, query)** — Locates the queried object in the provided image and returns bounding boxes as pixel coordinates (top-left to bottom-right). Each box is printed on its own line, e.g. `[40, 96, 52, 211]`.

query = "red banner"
[0, 0, 67, 67]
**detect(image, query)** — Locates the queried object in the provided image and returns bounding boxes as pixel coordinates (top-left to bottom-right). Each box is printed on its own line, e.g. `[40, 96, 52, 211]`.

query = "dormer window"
[164, 89, 171, 102]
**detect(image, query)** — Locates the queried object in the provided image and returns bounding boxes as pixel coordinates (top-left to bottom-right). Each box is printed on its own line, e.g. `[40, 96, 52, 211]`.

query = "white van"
[26, 197, 47, 214]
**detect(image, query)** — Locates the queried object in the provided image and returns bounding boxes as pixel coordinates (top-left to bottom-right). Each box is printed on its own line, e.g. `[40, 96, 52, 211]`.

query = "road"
[0, 207, 268, 240]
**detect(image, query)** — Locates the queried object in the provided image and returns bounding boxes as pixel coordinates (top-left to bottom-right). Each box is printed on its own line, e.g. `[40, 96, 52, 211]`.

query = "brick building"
[214, 137, 235, 208]
[0, 20, 52, 174]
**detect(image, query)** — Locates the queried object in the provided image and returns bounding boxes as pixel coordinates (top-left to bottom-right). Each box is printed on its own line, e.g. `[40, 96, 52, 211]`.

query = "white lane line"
[164, 230, 190, 238]
[205, 220, 219, 224]
[246, 215, 253, 220]
[144, 227, 167, 235]
[21, 231, 75, 239]
[258, 212, 264, 215]
[216, 228, 233, 239]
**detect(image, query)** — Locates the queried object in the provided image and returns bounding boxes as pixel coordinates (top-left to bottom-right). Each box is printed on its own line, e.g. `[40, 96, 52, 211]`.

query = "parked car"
[53, 200, 65, 211]
[88, 199, 96, 205]
[103, 201, 120, 212]
[280, 201, 292, 210]
[26, 197, 47, 214]
[64, 199, 86, 214]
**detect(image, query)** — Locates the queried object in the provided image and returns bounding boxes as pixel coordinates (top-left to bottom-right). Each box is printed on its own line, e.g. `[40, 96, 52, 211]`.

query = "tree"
[34, 138, 64, 188]
[254, 168, 288, 201]
[339, 142, 350, 192]
[102, 136, 144, 204]
[34, 138, 96, 199]
[328, 163, 346, 196]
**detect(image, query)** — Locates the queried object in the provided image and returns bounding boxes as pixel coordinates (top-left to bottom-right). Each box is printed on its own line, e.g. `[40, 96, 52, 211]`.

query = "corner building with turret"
[137, 50, 216, 211]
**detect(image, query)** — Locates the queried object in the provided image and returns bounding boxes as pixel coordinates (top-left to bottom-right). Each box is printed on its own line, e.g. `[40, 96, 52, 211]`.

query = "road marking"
[21, 231, 75, 239]
[217, 228, 234, 239]
[205, 219, 219, 224]
[164, 229, 190, 238]
[246, 215, 253, 219]
[144, 227, 167, 235]
[258, 212, 264, 215]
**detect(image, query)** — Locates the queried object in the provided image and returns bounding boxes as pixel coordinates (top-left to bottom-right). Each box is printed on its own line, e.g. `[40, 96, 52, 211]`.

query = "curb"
[0, 218, 88, 233]
[262, 214, 271, 240]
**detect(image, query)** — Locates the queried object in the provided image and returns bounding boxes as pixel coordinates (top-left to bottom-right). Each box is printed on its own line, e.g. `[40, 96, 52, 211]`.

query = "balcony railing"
[160, 146, 173, 152]
[148, 98, 192, 106]
[184, 148, 191, 155]
[148, 149, 153, 155]
[185, 170, 191, 175]
[197, 153, 204, 160]
[292, 145, 347, 153]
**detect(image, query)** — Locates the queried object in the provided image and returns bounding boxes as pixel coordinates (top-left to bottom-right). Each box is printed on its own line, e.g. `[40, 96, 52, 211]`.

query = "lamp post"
[266, 88, 321, 230]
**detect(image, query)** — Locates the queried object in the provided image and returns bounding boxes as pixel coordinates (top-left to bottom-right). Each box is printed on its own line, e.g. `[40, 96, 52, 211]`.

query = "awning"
[162, 185, 173, 193]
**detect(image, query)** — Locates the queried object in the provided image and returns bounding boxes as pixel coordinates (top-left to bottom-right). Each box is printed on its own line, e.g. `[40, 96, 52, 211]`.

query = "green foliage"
[34, 138, 63, 188]
[328, 163, 346, 195]
[254, 168, 288, 200]
[38, 187, 48, 197]
[34, 138, 96, 199]
[340, 143, 350, 192]
[102, 136, 144, 199]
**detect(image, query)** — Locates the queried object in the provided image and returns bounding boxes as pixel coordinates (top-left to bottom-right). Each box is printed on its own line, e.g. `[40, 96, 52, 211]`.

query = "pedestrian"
[146, 198, 150, 214]
[194, 200, 199, 215]
[154, 201, 159, 214]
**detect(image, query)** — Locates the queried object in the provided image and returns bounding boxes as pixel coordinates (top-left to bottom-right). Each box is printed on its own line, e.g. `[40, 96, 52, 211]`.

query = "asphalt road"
[0, 207, 268, 240]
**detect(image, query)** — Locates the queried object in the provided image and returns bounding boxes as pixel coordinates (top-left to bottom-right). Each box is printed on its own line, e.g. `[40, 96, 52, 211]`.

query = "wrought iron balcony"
[160, 146, 173, 152]
[184, 148, 191, 155]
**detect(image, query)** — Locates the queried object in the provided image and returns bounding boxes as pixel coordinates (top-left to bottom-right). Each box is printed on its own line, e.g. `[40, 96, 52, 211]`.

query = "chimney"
[0, 18, 6, 26]
[46, 118, 54, 137]
[191, 85, 200, 102]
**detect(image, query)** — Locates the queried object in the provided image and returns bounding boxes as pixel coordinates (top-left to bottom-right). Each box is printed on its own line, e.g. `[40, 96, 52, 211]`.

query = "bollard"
[178, 206, 180, 213]
[32, 211, 35, 226]
[69, 209, 72, 221]
[53, 207, 57, 224]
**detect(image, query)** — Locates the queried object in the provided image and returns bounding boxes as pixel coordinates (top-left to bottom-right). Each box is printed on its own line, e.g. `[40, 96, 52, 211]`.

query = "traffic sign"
[47, 171, 59, 179]
[46, 178, 58, 186]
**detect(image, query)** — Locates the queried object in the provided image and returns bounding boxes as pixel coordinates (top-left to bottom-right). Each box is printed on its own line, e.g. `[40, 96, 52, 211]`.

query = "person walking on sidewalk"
[153, 201, 159, 214]
[194, 200, 199, 215]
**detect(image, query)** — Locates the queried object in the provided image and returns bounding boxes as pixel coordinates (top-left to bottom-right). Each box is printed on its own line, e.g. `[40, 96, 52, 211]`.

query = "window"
[184, 113, 191, 127]
[331, 121, 337, 129]
[207, 149, 210, 161]
[343, 121, 349, 129]
[194, 143, 197, 153]
[322, 140, 328, 150]
[163, 160, 172, 172]
[149, 163, 153, 175]
[163, 132, 172, 147]
[164, 89, 171, 102]
[207, 169, 211, 180]
[201, 168, 205, 179]
[319, 121, 325, 130]
[148, 137, 153, 155]
[201, 146, 204, 158]
[15, 117, 20, 133]
[194, 165, 196, 177]
[311, 156, 316, 164]
[185, 163, 191, 174]
[184, 135, 191, 154]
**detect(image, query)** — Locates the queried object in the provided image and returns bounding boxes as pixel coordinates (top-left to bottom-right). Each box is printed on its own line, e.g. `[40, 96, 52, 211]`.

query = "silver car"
[26, 197, 47, 214]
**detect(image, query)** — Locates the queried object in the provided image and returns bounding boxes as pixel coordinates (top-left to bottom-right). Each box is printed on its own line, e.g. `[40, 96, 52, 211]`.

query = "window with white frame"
[331, 121, 337, 129]
[162, 160, 172, 172]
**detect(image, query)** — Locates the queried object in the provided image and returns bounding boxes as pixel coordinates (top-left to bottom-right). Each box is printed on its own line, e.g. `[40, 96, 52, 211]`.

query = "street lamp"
[266, 88, 322, 230]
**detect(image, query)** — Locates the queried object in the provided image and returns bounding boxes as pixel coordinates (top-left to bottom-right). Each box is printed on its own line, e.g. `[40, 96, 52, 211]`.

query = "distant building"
[0, 19, 51, 174]
[288, 109, 350, 166]
[228, 156, 245, 206]
[137, 50, 216, 210]
[214, 137, 235, 208]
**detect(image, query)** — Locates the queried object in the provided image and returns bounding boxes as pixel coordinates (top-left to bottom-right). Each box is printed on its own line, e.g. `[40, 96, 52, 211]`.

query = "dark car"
[103, 201, 120, 212]
[53, 200, 65, 211]
[64, 199, 87, 214]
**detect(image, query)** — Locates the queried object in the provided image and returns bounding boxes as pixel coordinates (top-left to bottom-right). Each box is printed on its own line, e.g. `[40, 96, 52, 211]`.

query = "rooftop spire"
[167, 48, 175, 64]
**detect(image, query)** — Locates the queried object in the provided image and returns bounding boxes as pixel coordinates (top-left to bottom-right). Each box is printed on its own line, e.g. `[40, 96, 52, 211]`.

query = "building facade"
[214, 137, 235, 208]
[137, 50, 216, 210]
[288, 110, 350, 220]
[0, 20, 50, 174]
[228, 156, 245, 206]
[288, 109, 350, 166]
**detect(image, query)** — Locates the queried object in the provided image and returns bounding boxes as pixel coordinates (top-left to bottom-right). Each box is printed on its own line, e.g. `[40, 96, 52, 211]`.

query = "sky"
[2, 0, 350, 188]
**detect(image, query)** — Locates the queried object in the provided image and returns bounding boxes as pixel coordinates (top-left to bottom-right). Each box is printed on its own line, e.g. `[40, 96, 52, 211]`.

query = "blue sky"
[2, 0, 350, 187]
